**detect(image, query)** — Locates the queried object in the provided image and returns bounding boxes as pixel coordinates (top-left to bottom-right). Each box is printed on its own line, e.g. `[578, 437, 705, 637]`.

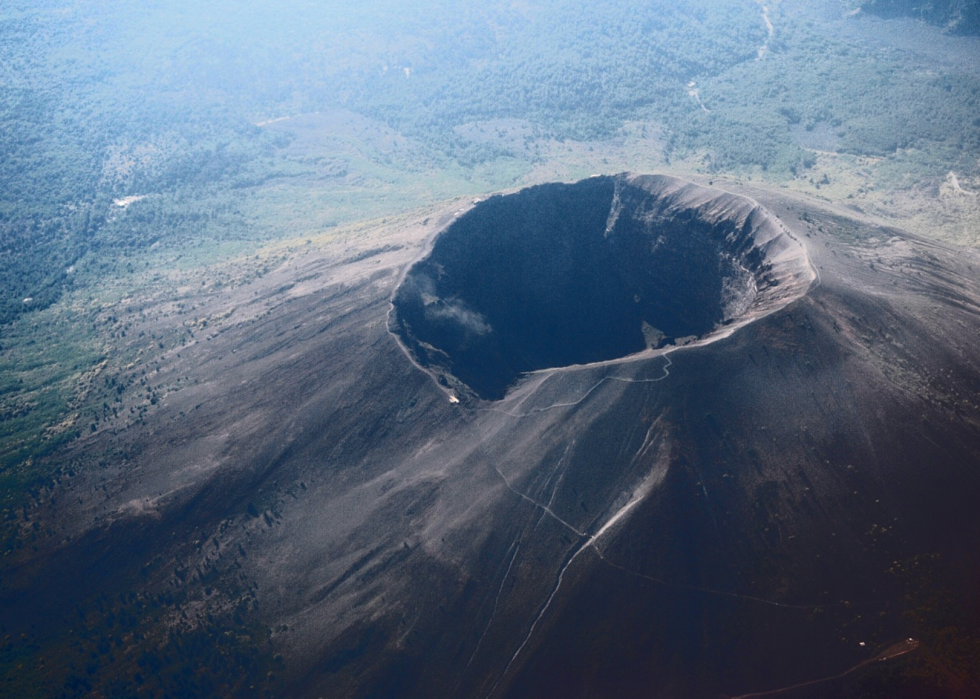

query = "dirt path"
[757, 2, 774, 60]
[729, 638, 919, 698]
[687, 81, 710, 112]
[113, 194, 147, 208]
[947, 171, 978, 196]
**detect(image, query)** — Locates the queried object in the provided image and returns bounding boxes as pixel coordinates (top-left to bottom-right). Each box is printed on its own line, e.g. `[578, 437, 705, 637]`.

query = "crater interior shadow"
[393, 174, 776, 400]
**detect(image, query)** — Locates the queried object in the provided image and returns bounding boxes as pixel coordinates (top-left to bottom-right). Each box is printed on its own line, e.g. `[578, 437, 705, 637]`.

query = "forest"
[863, 0, 980, 34]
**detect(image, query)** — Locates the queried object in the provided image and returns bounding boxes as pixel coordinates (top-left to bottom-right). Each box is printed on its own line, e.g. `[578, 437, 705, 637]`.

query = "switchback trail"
[478, 354, 672, 418]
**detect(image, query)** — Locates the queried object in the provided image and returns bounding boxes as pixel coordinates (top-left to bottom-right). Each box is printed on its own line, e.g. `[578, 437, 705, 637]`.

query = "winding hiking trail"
[478, 355, 672, 418]
[757, 2, 774, 60]
[729, 638, 920, 698]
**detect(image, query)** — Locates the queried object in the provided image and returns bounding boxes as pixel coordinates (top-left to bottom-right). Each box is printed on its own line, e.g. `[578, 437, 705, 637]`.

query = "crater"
[392, 174, 812, 400]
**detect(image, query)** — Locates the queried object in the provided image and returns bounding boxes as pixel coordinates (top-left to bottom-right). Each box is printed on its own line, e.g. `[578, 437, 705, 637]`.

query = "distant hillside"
[862, 0, 980, 34]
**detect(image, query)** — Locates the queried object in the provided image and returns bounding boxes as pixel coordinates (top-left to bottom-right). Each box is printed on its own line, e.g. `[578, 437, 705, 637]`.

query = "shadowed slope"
[3, 181, 980, 699]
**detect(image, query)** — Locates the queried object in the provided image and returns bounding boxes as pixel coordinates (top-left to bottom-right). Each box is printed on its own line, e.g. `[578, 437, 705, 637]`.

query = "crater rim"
[390, 173, 815, 401]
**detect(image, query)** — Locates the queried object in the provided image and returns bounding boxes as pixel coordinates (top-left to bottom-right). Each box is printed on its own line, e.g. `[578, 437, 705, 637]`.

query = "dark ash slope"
[2, 177, 980, 699]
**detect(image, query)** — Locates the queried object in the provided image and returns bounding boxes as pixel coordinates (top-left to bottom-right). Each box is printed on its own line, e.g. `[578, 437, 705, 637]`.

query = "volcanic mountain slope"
[3, 174, 980, 698]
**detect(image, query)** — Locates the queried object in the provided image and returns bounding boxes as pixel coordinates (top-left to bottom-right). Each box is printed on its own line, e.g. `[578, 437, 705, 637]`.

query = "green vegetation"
[862, 0, 980, 35]
[0, 589, 282, 698]
[692, 18, 980, 175]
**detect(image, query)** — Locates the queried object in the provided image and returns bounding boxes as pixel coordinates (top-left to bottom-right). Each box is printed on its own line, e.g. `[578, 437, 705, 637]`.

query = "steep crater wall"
[392, 174, 812, 399]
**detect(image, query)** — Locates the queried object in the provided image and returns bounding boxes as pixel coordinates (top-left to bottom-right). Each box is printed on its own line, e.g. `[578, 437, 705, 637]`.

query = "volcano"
[393, 175, 812, 399]
[5, 174, 980, 699]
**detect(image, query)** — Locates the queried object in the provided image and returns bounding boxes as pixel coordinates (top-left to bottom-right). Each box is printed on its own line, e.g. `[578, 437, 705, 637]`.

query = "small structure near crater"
[392, 173, 812, 399]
